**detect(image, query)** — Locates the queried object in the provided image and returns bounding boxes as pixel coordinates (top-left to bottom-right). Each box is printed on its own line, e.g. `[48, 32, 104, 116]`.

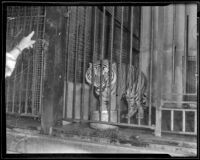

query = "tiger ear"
[112, 63, 116, 70]
[89, 63, 92, 68]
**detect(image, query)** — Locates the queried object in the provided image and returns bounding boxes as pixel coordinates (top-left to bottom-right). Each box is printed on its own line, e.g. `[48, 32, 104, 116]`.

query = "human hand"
[17, 31, 36, 51]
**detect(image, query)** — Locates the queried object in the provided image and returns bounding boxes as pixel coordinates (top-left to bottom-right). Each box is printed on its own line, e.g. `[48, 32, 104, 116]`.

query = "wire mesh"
[6, 6, 45, 116]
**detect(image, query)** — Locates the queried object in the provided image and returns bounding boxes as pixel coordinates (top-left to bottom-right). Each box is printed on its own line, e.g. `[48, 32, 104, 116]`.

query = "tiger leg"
[127, 102, 138, 119]
[136, 105, 144, 119]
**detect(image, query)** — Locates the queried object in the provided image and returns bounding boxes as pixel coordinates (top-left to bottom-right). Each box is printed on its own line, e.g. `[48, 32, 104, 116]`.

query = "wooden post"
[154, 6, 164, 137]
[41, 7, 66, 134]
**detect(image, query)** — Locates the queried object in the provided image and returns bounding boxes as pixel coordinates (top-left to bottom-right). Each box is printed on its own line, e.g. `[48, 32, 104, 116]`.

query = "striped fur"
[85, 59, 148, 119]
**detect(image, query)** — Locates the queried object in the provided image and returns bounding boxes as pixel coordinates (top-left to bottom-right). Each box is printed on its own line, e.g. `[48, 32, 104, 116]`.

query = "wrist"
[15, 44, 24, 52]
[11, 46, 22, 59]
[15, 46, 22, 53]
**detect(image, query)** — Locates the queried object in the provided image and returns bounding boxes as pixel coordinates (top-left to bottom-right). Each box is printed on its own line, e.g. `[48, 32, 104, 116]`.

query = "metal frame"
[6, 6, 46, 118]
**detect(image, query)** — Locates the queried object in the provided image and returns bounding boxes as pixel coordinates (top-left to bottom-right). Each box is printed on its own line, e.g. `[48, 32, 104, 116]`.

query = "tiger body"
[85, 59, 148, 119]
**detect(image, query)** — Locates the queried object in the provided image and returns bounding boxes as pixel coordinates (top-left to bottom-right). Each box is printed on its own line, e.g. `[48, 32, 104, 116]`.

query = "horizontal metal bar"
[63, 118, 155, 130]
[162, 100, 197, 104]
[162, 93, 197, 96]
[162, 130, 197, 136]
[162, 108, 197, 111]
[6, 112, 40, 118]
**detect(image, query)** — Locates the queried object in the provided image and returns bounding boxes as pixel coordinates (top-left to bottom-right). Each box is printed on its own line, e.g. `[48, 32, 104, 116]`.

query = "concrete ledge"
[90, 110, 118, 130]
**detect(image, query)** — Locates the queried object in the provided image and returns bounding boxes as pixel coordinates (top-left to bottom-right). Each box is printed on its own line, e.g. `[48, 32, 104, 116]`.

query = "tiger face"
[85, 60, 117, 95]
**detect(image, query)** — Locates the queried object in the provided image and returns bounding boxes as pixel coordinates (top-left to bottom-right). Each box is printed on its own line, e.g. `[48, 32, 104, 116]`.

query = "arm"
[5, 31, 36, 77]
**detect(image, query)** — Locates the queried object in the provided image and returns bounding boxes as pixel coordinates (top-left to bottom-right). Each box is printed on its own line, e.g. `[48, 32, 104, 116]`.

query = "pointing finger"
[27, 31, 35, 39]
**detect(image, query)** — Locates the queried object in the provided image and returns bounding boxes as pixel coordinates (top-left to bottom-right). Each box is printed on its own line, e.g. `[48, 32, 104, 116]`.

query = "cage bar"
[99, 6, 106, 121]
[89, 7, 97, 118]
[108, 7, 115, 123]
[128, 7, 134, 124]
[138, 6, 142, 126]
[117, 6, 124, 123]
[64, 6, 71, 119]
[194, 110, 197, 134]
[182, 110, 185, 132]
[18, 63, 23, 113]
[172, 4, 176, 85]
[170, 110, 174, 131]
[183, 14, 189, 94]
[80, 7, 88, 121]
[25, 59, 30, 114]
[62, 8, 68, 119]
[12, 68, 17, 113]
[73, 7, 79, 120]
[39, 7, 46, 116]
[148, 6, 154, 126]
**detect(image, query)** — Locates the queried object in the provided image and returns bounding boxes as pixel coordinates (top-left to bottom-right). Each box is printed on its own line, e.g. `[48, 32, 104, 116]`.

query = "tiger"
[85, 59, 117, 111]
[85, 59, 148, 120]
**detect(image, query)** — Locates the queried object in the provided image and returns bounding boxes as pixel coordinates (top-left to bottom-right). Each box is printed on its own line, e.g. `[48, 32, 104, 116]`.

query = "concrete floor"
[6, 128, 192, 156]
[5, 114, 197, 157]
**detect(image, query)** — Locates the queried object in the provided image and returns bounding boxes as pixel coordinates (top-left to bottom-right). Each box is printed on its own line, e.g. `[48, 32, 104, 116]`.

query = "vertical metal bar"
[31, 6, 40, 115]
[39, 7, 46, 116]
[196, 17, 199, 95]
[65, 7, 71, 120]
[128, 6, 134, 124]
[18, 63, 23, 113]
[117, 6, 124, 123]
[138, 6, 141, 126]
[183, 11, 188, 94]
[10, 6, 14, 113]
[73, 7, 79, 120]
[25, 59, 30, 114]
[99, 6, 106, 122]
[89, 7, 97, 119]
[148, 7, 154, 126]
[6, 79, 10, 112]
[108, 7, 115, 123]
[15, 7, 20, 113]
[12, 69, 17, 113]
[194, 110, 197, 134]
[6, 7, 9, 113]
[182, 110, 185, 132]
[185, 15, 189, 94]
[63, 7, 70, 119]
[170, 110, 174, 131]
[81, 7, 87, 122]
[172, 4, 176, 85]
